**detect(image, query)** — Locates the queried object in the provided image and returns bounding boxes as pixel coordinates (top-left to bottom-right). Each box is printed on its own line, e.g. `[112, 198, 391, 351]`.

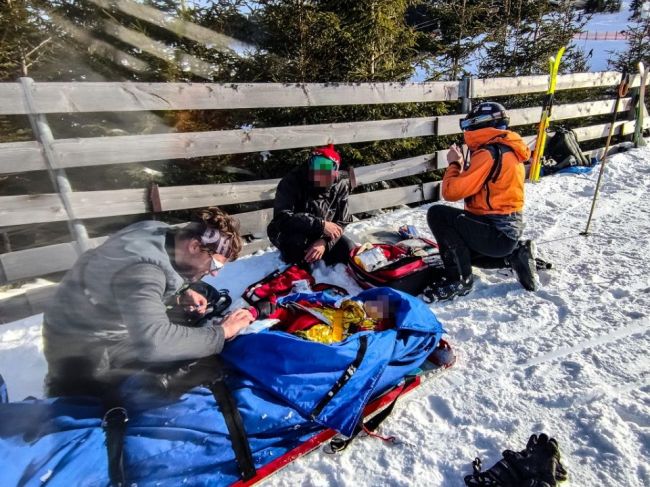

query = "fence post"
[19, 77, 91, 254]
[459, 75, 472, 114]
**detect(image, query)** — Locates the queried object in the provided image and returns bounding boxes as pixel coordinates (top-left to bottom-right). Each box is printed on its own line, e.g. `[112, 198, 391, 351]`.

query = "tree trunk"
[452, 0, 467, 80]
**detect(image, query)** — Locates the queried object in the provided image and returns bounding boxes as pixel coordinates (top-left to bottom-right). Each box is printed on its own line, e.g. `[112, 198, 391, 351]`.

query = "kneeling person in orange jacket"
[424, 102, 539, 302]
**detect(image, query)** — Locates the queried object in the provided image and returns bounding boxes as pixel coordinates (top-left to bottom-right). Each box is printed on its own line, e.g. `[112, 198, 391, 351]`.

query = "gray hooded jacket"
[43, 221, 225, 381]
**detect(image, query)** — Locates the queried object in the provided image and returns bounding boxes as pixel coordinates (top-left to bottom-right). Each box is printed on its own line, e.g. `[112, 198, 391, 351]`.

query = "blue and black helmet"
[459, 102, 510, 131]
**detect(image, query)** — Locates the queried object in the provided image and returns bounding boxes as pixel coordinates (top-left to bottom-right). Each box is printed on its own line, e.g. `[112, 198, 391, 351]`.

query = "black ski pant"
[427, 205, 519, 281]
[271, 230, 355, 266]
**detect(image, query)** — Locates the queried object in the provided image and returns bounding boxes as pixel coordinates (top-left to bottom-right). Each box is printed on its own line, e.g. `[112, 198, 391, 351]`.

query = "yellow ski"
[529, 46, 566, 182]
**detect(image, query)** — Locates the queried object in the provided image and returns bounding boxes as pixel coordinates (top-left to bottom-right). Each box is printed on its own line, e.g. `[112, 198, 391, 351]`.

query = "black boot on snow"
[464, 433, 568, 487]
[508, 240, 539, 291]
[423, 276, 474, 303]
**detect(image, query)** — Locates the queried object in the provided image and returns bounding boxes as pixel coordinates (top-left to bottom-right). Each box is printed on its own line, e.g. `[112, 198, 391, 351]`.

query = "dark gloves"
[464, 434, 568, 487]
[253, 298, 277, 320]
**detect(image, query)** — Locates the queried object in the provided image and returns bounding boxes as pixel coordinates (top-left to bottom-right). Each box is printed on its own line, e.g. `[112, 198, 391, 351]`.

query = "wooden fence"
[1, 71, 648, 321]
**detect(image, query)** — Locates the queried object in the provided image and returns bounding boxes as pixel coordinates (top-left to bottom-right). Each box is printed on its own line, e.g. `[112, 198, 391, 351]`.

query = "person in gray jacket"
[42, 207, 254, 397]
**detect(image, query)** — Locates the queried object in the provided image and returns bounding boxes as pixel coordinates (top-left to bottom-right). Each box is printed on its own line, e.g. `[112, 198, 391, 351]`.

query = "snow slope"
[1, 147, 649, 485]
[573, 0, 632, 71]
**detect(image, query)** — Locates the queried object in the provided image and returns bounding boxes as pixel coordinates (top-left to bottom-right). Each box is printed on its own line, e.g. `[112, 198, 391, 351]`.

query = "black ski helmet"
[459, 102, 510, 131]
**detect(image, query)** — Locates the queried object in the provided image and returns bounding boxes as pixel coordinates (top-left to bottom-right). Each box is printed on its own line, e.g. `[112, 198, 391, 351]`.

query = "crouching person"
[424, 102, 539, 302]
[267, 145, 355, 266]
[42, 207, 255, 398]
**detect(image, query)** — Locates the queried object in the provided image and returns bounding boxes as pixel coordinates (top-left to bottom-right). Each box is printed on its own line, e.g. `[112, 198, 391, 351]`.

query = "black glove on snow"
[464, 433, 568, 487]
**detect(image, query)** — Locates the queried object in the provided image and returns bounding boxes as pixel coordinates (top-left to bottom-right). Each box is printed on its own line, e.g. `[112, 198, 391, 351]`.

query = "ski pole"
[581, 69, 630, 236]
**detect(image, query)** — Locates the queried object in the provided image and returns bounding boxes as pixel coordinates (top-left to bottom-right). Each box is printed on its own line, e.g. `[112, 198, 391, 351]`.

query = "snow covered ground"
[1, 147, 649, 485]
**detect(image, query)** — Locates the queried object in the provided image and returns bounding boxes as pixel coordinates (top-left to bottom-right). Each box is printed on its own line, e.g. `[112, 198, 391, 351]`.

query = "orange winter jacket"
[442, 127, 531, 215]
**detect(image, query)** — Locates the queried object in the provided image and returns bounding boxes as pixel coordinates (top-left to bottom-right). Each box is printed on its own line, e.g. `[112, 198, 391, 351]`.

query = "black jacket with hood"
[267, 166, 352, 251]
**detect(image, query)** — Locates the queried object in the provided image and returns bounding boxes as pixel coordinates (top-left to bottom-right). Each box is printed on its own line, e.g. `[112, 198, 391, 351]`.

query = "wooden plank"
[354, 154, 436, 185]
[0, 284, 57, 324]
[71, 189, 149, 219]
[4, 71, 646, 116]
[159, 180, 279, 212]
[471, 71, 623, 98]
[0, 141, 46, 174]
[437, 98, 634, 135]
[0, 81, 458, 115]
[0, 189, 149, 226]
[572, 120, 638, 141]
[0, 83, 26, 116]
[585, 142, 631, 160]
[45, 117, 436, 169]
[0, 236, 107, 285]
[0, 193, 69, 226]
[349, 182, 439, 214]
[0, 242, 78, 284]
[235, 208, 274, 237]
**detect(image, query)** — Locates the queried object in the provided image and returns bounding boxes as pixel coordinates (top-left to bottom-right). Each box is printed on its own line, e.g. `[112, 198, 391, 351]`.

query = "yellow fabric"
[295, 300, 382, 344]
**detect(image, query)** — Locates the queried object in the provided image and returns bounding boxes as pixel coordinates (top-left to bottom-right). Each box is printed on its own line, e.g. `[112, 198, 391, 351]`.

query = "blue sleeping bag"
[0, 288, 444, 487]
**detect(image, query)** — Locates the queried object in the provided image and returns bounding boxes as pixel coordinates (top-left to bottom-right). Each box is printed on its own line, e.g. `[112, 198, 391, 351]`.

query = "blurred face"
[364, 296, 390, 321]
[309, 155, 338, 188]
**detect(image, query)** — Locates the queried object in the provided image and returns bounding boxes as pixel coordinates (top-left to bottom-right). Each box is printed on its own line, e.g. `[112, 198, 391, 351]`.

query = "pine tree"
[478, 0, 588, 78]
[412, 0, 492, 80]
[0, 0, 59, 81]
[610, 1, 650, 72]
[225, 0, 446, 180]
[584, 0, 622, 14]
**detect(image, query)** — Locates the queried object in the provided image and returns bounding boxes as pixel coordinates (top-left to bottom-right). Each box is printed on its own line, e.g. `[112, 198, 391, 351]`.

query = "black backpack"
[542, 126, 591, 175]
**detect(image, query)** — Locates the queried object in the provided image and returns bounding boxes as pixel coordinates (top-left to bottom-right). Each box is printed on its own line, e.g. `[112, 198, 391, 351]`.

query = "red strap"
[361, 424, 396, 444]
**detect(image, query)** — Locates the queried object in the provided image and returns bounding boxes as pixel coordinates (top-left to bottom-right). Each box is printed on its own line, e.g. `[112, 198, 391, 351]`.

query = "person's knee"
[427, 205, 442, 222]
[427, 204, 456, 232]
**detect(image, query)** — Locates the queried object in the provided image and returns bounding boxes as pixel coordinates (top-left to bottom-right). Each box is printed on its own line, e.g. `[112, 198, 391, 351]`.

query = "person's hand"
[447, 143, 464, 168]
[305, 239, 327, 263]
[323, 221, 343, 240]
[179, 289, 208, 315]
[221, 308, 255, 339]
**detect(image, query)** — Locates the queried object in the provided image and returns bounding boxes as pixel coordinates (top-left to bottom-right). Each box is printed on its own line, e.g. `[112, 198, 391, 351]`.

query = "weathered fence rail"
[0, 70, 648, 321]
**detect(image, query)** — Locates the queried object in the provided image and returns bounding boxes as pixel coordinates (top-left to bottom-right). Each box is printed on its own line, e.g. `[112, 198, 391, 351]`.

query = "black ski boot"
[464, 433, 568, 487]
[422, 276, 474, 303]
[508, 240, 539, 291]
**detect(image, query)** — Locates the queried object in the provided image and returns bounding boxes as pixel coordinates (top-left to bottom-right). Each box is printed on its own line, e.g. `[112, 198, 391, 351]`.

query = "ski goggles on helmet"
[459, 112, 508, 131]
[309, 154, 338, 171]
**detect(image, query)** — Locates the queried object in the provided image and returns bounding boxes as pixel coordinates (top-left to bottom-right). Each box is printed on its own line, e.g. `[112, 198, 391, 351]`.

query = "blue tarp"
[542, 161, 597, 177]
[0, 288, 444, 487]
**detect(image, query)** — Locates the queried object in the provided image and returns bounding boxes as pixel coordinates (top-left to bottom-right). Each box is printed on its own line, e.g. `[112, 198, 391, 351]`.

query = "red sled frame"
[230, 375, 422, 487]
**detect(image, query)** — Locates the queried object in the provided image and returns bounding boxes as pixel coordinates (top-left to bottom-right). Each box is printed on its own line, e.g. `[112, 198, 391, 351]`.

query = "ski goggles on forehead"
[309, 155, 338, 171]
